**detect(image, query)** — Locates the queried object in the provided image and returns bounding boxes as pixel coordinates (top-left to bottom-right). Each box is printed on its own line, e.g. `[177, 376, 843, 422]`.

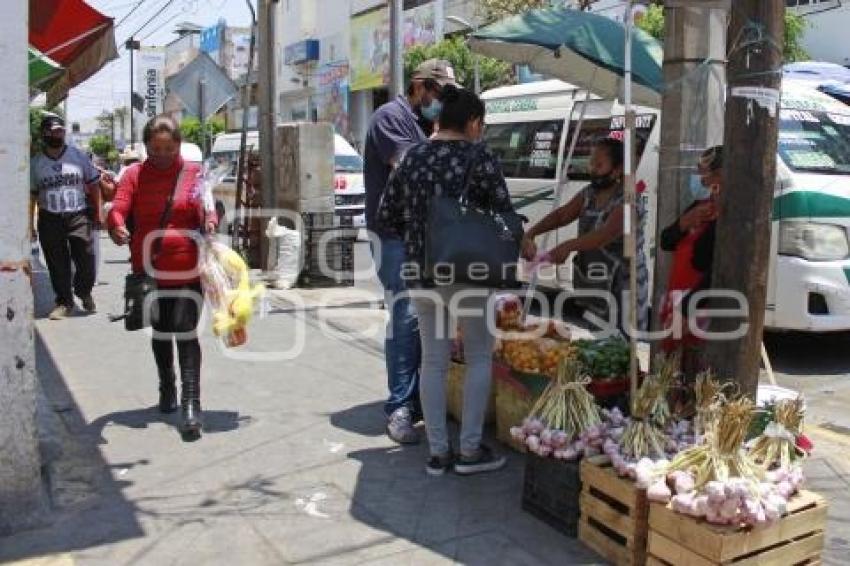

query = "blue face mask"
[689, 174, 711, 201]
[421, 98, 442, 123]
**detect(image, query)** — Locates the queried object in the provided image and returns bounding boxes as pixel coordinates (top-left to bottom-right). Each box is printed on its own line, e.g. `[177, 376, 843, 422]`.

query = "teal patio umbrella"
[469, 7, 663, 107]
[29, 46, 65, 91]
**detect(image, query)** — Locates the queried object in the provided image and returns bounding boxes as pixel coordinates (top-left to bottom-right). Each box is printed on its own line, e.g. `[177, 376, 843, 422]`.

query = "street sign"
[166, 52, 238, 120]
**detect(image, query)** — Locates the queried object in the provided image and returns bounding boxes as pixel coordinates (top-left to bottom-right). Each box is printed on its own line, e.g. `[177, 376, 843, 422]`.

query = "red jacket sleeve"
[107, 164, 138, 230]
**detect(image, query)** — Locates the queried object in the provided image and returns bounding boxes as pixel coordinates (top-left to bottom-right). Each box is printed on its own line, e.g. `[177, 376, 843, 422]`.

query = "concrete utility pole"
[704, 0, 784, 397]
[258, 0, 279, 267]
[390, 0, 404, 98]
[0, 0, 48, 535]
[651, 0, 729, 343]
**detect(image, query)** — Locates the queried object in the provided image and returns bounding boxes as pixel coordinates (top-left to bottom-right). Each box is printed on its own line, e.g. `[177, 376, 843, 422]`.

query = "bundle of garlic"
[693, 372, 734, 440]
[667, 398, 763, 490]
[620, 374, 669, 461]
[748, 396, 807, 470]
[649, 355, 679, 428]
[510, 406, 626, 462]
[605, 417, 693, 480]
[528, 359, 601, 438]
[647, 466, 806, 527]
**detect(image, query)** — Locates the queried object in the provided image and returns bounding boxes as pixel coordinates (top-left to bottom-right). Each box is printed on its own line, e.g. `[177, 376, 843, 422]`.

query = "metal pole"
[390, 0, 404, 98]
[199, 77, 206, 157]
[233, 0, 258, 251]
[624, 1, 639, 402]
[129, 39, 135, 147]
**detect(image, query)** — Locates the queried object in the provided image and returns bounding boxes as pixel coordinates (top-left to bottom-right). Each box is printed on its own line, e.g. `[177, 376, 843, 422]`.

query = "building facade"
[276, 0, 458, 152]
[786, 0, 850, 66]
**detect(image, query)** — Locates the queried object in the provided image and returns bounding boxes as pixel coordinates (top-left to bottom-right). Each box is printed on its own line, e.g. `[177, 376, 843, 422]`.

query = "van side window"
[484, 120, 564, 180]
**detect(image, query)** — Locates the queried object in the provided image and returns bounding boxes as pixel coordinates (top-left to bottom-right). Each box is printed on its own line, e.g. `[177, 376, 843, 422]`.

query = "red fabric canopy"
[29, 0, 118, 105]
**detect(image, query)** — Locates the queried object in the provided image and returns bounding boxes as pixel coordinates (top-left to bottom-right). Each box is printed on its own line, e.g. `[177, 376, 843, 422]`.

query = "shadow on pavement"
[342, 445, 600, 565]
[764, 331, 850, 377]
[87, 406, 244, 443]
[0, 331, 146, 562]
[330, 401, 387, 437]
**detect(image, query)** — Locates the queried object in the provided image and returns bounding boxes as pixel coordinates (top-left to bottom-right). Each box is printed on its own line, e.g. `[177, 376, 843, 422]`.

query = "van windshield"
[778, 109, 850, 175]
[335, 154, 363, 173]
[484, 120, 564, 179]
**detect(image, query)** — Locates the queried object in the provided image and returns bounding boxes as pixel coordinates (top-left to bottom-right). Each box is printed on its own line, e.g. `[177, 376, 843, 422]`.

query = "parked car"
[332, 135, 366, 228]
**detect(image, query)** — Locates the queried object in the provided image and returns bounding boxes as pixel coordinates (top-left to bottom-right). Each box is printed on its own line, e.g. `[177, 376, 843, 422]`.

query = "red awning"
[29, 0, 118, 105]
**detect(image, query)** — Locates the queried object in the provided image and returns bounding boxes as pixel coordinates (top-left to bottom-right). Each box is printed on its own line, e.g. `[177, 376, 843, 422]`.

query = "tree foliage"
[404, 36, 513, 93]
[636, 6, 810, 63]
[180, 116, 225, 152]
[88, 134, 114, 158]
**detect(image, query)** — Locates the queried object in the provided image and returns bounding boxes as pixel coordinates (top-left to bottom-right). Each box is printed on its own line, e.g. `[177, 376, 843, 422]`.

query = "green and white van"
[768, 82, 850, 331]
[481, 79, 850, 332]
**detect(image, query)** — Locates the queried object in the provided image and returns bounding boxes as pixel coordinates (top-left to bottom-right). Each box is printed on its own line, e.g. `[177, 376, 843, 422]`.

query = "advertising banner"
[317, 61, 351, 138]
[404, 2, 438, 48]
[132, 47, 165, 140]
[350, 7, 390, 91]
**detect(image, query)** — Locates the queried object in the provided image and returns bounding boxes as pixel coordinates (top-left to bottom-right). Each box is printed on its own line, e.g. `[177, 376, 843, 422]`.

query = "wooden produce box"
[446, 361, 496, 425]
[579, 457, 649, 566]
[522, 453, 582, 537]
[647, 490, 827, 566]
[493, 368, 539, 453]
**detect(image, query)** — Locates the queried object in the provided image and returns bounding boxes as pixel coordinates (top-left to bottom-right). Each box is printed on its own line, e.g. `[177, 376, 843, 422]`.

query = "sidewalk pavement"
[2, 238, 849, 565]
[0, 238, 601, 565]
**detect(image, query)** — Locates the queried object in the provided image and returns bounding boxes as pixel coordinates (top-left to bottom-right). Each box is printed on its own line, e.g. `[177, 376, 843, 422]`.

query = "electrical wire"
[115, 0, 147, 28]
[125, 0, 178, 40]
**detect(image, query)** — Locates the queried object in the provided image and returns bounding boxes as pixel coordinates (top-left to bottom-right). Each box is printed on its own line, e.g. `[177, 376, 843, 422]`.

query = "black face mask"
[43, 137, 64, 149]
[589, 172, 618, 190]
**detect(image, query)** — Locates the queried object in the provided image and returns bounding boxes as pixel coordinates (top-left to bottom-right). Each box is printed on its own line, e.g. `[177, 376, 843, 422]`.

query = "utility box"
[274, 122, 334, 214]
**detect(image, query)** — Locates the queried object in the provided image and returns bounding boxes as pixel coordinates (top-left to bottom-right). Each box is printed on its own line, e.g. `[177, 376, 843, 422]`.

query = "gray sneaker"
[454, 445, 507, 476]
[386, 407, 420, 445]
[48, 303, 73, 320]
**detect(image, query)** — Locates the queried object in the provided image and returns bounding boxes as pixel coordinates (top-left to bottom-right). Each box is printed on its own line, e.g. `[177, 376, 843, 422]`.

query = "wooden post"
[650, 1, 728, 352]
[703, 0, 784, 397]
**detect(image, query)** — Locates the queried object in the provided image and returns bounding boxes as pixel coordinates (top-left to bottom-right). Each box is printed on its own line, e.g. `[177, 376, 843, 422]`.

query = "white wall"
[796, 2, 850, 66]
[0, 0, 47, 535]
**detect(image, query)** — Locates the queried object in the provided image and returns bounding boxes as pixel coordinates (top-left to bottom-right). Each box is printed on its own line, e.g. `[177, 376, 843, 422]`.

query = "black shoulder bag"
[423, 144, 524, 289]
[115, 167, 185, 331]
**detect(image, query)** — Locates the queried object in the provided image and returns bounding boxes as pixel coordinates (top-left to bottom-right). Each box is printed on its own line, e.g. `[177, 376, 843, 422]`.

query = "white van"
[482, 79, 850, 333]
[768, 82, 850, 331]
[209, 130, 366, 232]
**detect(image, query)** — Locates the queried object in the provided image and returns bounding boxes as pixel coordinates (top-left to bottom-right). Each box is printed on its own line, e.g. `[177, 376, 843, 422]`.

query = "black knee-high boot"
[178, 337, 203, 439]
[152, 338, 178, 413]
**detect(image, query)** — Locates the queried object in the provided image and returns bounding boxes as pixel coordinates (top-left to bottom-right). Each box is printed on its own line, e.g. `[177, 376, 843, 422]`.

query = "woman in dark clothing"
[658, 145, 723, 370]
[108, 115, 217, 441]
[376, 85, 516, 477]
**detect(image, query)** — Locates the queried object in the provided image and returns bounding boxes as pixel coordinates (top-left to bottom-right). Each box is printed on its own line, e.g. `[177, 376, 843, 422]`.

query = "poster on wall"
[350, 7, 390, 91]
[404, 2, 438, 48]
[230, 32, 253, 81]
[132, 47, 165, 142]
[317, 61, 351, 138]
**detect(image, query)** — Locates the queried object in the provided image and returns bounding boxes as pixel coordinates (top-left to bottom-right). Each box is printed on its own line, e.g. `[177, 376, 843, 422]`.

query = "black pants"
[151, 283, 203, 402]
[38, 210, 95, 306]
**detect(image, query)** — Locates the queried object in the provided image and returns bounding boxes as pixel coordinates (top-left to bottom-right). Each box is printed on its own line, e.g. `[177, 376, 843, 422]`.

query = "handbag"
[423, 144, 524, 289]
[119, 167, 185, 331]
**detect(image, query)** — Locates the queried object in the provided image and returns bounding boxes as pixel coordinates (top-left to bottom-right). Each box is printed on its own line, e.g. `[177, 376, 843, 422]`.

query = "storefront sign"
[350, 8, 390, 91]
[284, 39, 320, 66]
[404, 2, 438, 48]
[317, 61, 351, 137]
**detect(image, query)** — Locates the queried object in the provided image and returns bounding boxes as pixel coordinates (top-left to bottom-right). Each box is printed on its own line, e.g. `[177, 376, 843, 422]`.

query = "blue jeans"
[374, 238, 421, 417]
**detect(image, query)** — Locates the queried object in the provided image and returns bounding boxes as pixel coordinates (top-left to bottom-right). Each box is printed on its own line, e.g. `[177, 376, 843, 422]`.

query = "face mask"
[43, 137, 64, 149]
[420, 98, 442, 123]
[689, 174, 711, 200]
[589, 172, 617, 190]
[149, 155, 176, 170]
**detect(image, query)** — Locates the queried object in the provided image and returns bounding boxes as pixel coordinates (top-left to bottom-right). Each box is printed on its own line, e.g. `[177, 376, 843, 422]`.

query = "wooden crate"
[647, 490, 827, 566]
[446, 361, 495, 425]
[579, 457, 649, 566]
